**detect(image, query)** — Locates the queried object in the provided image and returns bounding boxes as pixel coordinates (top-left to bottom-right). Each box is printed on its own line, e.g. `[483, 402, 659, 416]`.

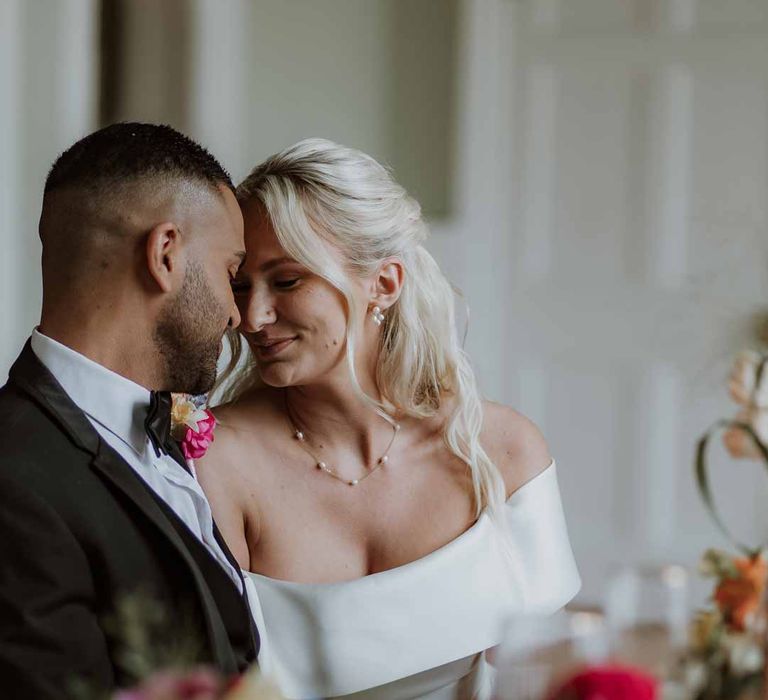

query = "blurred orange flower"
[713, 555, 768, 631]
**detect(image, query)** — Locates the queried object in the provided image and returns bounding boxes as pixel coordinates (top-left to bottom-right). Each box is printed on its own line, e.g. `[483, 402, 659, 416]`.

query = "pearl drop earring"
[371, 306, 385, 326]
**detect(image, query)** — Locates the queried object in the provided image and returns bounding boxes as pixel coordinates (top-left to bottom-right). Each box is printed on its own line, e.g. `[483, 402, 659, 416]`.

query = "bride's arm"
[195, 422, 256, 570]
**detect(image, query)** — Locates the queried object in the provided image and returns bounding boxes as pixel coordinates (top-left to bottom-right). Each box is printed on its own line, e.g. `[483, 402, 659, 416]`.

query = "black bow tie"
[145, 391, 192, 473]
[145, 390, 174, 458]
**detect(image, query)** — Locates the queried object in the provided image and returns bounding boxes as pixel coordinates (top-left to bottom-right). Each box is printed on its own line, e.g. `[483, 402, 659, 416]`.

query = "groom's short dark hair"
[44, 122, 234, 195]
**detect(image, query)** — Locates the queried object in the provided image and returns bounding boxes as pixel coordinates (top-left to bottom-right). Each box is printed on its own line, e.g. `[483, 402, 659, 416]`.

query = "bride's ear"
[146, 222, 184, 293]
[370, 258, 404, 311]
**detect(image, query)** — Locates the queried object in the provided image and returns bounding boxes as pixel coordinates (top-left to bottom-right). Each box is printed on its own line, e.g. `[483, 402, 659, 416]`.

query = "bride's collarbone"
[248, 436, 474, 526]
[231, 408, 477, 579]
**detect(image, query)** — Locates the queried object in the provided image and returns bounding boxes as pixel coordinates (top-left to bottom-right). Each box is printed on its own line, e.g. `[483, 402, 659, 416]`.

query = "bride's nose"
[240, 288, 277, 333]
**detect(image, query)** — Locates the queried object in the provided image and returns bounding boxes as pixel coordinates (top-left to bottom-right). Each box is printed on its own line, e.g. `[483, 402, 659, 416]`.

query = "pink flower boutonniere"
[170, 394, 217, 460]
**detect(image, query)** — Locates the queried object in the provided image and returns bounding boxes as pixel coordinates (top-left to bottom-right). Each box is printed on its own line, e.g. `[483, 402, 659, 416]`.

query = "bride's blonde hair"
[222, 138, 506, 520]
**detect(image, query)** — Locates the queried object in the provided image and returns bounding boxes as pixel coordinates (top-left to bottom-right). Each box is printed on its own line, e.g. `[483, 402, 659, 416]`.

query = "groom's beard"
[154, 262, 226, 395]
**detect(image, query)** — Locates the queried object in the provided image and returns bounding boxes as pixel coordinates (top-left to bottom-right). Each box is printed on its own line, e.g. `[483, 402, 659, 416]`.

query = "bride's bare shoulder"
[211, 387, 284, 437]
[480, 400, 552, 497]
[197, 387, 283, 471]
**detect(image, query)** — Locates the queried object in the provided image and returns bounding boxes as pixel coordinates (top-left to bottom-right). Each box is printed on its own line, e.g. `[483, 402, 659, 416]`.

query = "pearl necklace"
[283, 391, 400, 487]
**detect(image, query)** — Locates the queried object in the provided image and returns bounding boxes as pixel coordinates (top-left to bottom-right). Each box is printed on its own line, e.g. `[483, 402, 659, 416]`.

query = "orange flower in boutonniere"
[170, 394, 217, 461]
[711, 552, 768, 631]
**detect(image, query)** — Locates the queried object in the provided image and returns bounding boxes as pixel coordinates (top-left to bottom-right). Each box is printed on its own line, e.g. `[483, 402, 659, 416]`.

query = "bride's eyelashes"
[230, 276, 252, 295]
[273, 278, 301, 290]
[229, 276, 301, 293]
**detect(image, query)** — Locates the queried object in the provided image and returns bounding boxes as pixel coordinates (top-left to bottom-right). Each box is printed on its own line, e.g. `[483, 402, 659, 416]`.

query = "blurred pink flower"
[547, 665, 657, 700]
[114, 667, 223, 700]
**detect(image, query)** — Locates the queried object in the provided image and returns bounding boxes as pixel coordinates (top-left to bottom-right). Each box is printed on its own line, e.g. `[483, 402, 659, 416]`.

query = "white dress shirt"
[30, 329, 242, 591]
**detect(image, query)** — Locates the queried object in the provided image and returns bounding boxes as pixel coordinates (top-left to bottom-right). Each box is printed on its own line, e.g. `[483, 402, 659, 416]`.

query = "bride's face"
[235, 200, 366, 388]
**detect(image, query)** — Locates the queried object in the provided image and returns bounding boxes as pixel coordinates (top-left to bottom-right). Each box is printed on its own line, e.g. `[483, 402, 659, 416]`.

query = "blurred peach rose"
[728, 351, 768, 407]
[723, 352, 768, 459]
[722, 408, 768, 459]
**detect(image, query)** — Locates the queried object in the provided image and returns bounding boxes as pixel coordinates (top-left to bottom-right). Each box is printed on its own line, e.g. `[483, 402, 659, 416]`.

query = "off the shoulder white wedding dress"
[244, 463, 580, 700]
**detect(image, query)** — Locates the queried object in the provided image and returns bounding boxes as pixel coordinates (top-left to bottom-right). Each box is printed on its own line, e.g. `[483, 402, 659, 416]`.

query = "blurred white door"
[438, 0, 768, 604]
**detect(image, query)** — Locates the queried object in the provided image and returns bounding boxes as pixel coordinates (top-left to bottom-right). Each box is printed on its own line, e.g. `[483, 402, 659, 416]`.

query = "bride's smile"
[253, 336, 296, 359]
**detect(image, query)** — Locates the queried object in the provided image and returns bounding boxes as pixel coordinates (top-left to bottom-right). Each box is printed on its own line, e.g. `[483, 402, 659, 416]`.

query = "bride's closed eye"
[230, 277, 251, 293]
[273, 278, 301, 290]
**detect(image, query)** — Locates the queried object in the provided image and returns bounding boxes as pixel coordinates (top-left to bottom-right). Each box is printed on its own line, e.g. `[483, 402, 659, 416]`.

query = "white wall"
[0, 0, 98, 374]
[186, 0, 457, 215]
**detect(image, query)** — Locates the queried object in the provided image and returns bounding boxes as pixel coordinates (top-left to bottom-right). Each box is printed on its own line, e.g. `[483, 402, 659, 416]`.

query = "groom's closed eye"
[232, 251, 247, 270]
[228, 252, 247, 288]
[230, 276, 251, 293]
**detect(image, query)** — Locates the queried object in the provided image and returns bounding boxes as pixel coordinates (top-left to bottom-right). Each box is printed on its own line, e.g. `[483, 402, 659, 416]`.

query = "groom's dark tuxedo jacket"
[0, 342, 259, 699]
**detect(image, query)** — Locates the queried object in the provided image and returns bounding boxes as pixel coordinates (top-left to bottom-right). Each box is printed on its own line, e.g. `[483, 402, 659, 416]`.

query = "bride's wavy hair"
[220, 138, 507, 520]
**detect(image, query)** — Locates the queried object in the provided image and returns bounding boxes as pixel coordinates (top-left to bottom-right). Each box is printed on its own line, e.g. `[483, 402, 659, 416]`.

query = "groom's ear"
[145, 222, 184, 293]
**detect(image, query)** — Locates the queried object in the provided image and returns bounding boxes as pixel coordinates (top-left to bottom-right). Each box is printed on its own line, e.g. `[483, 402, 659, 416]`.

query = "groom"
[0, 123, 258, 698]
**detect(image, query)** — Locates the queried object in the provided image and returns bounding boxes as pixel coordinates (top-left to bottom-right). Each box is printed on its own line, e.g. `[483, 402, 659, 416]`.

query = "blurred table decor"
[67, 591, 285, 700]
[494, 349, 768, 699]
[680, 349, 768, 699]
[545, 665, 658, 700]
[494, 610, 616, 699]
[494, 568, 685, 700]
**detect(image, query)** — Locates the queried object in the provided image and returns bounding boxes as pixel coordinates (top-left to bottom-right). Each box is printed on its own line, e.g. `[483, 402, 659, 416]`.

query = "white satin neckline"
[244, 462, 580, 699]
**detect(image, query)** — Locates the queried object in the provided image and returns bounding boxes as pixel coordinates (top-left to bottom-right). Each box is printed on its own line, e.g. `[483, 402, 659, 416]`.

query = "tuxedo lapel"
[210, 519, 259, 654]
[136, 430, 254, 649]
[90, 443, 237, 665]
[7, 341, 243, 667]
[9, 340, 100, 454]
[10, 344, 194, 559]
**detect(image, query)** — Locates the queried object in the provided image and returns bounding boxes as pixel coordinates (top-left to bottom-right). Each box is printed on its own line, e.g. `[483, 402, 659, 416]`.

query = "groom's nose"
[228, 302, 241, 330]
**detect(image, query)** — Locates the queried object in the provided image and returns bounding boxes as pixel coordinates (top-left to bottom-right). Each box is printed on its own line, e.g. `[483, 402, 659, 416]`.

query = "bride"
[196, 138, 580, 699]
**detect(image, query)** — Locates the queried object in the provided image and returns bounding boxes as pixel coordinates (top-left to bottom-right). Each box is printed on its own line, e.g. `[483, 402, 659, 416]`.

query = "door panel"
[456, 0, 768, 604]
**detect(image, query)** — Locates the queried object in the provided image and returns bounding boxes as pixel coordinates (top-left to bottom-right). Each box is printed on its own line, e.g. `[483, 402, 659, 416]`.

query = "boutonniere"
[170, 394, 217, 460]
